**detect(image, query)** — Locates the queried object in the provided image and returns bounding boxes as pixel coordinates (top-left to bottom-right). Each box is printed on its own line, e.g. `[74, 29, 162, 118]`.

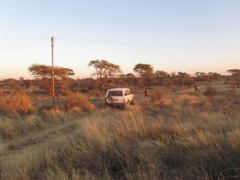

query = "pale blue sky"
[0, 0, 240, 79]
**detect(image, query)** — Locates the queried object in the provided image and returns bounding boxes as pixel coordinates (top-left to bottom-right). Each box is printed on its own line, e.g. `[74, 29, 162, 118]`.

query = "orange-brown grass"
[150, 89, 164, 102]
[204, 85, 217, 98]
[0, 91, 35, 114]
[176, 94, 200, 105]
[160, 97, 173, 108]
[112, 111, 146, 139]
[0, 91, 98, 141]
[64, 92, 95, 112]
[0, 85, 240, 179]
[143, 89, 175, 110]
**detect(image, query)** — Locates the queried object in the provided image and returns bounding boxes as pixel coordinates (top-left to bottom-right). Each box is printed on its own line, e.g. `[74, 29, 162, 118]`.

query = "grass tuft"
[64, 92, 95, 112]
[176, 94, 199, 105]
[0, 91, 35, 115]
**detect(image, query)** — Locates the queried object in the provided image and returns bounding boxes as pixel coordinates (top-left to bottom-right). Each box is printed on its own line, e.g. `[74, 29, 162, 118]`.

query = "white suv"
[105, 88, 135, 108]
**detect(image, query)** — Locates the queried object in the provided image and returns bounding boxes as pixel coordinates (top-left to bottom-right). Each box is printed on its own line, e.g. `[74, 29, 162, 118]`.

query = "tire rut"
[0, 117, 81, 158]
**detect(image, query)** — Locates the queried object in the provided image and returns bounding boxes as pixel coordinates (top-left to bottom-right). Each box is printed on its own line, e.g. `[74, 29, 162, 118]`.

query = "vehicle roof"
[107, 88, 130, 91]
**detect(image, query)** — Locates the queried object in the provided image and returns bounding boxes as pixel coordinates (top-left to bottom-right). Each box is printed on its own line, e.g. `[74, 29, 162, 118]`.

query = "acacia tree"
[155, 70, 170, 86]
[1, 78, 20, 90]
[133, 64, 154, 86]
[227, 69, 240, 88]
[126, 73, 136, 84]
[194, 72, 207, 81]
[28, 64, 75, 94]
[207, 72, 221, 82]
[176, 72, 193, 86]
[88, 60, 122, 89]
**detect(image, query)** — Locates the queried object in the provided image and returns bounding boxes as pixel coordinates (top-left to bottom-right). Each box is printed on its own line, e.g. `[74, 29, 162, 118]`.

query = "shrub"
[0, 89, 3, 96]
[176, 94, 199, 105]
[150, 90, 164, 103]
[0, 91, 34, 114]
[80, 87, 89, 93]
[160, 97, 173, 108]
[64, 92, 95, 112]
[204, 86, 217, 98]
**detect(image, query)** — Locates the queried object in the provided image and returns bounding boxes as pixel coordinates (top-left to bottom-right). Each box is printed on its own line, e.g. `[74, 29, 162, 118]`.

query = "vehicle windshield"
[108, 91, 123, 96]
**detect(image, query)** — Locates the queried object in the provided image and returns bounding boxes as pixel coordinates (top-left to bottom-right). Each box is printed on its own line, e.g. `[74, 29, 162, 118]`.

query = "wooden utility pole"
[51, 36, 55, 107]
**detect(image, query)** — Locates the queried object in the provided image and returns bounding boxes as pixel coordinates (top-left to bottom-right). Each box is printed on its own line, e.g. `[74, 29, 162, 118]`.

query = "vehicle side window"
[117, 91, 123, 96]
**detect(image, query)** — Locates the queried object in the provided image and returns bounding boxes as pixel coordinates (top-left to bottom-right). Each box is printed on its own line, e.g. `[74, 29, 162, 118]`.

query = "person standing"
[145, 88, 149, 97]
[194, 85, 200, 92]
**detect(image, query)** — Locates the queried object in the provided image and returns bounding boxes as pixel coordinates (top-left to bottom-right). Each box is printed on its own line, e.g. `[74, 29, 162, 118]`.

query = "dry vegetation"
[0, 81, 240, 179]
[0, 91, 35, 115]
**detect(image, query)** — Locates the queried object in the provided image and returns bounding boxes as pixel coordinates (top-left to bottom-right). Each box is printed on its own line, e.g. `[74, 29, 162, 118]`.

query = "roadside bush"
[64, 92, 95, 112]
[0, 91, 34, 114]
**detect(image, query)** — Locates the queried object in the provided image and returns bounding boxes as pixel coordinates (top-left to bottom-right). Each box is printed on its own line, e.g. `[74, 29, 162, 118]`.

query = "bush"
[64, 92, 95, 112]
[160, 97, 173, 108]
[0, 91, 34, 114]
[204, 86, 217, 98]
[150, 90, 164, 103]
[80, 87, 89, 93]
[176, 94, 199, 105]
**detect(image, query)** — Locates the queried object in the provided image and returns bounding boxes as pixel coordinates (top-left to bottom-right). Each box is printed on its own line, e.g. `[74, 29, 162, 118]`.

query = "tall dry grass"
[0, 92, 97, 141]
[0, 85, 240, 179]
[0, 107, 90, 141]
[64, 92, 95, 112]
[176, 94, 200, 105]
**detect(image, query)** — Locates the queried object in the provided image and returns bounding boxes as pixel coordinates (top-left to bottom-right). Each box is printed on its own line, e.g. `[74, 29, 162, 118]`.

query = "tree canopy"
[28, 64, 75, 94]
[133, 64, 154, 78]
[227, 69, 240, 88]
[28, 64, 75, 79]
[88, 60, 122, 78]
[88, 59, 122, 89]
[227, 69, 240, 76]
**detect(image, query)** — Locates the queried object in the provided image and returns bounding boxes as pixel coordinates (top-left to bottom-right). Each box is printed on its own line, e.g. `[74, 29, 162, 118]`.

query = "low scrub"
[160, 97, 173, 108]
[204, 86, 217, 98]
[64, 92, 95, 112]
[150, 89, 164, 103]
[0, 91, 35, 115]
[2, 108, 239, 179]
[0, 85, 240, 179]
[176, 94, 199, 105]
